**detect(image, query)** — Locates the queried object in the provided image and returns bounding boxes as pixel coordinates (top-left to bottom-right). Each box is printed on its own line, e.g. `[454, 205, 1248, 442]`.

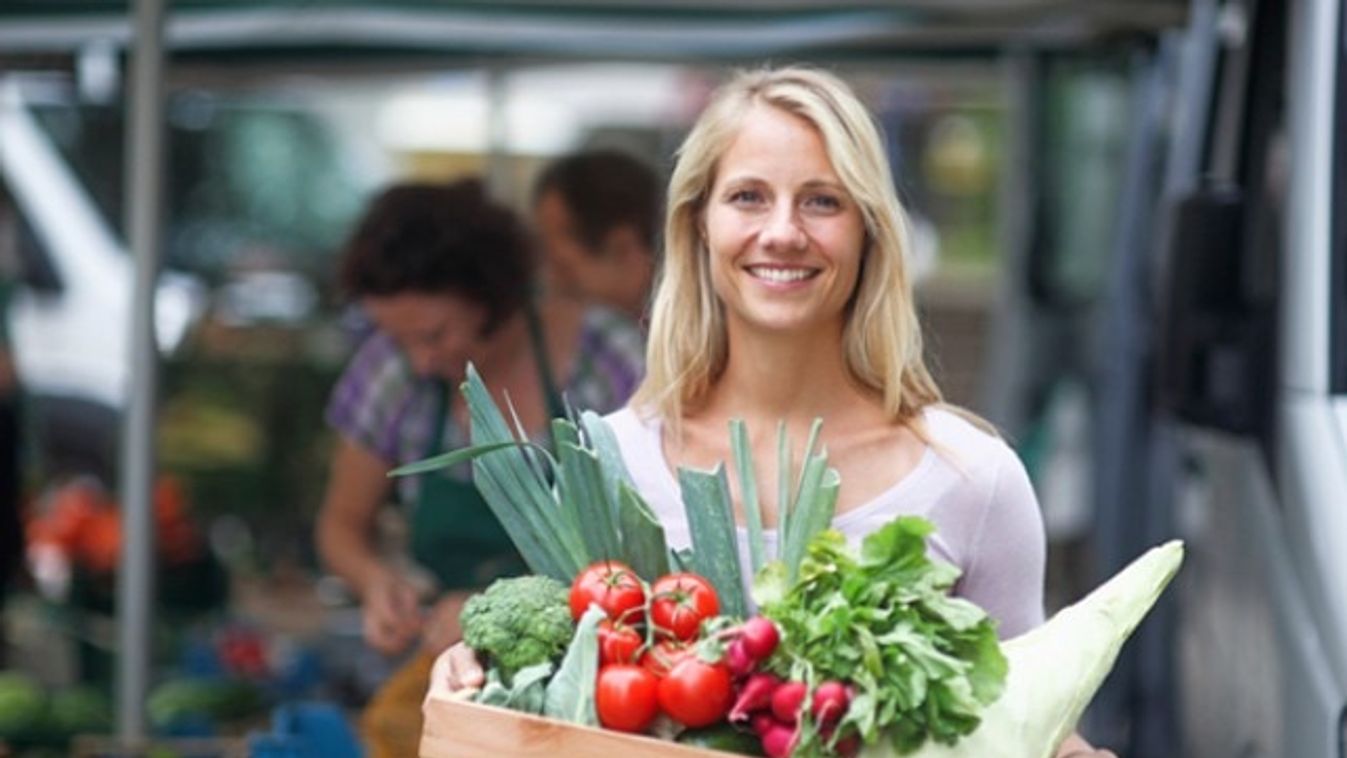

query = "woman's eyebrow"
[799, 178, 845, 191]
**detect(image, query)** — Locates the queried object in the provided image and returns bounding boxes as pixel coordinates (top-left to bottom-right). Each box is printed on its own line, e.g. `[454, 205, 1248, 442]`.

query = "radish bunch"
[721, 617, 860, 757]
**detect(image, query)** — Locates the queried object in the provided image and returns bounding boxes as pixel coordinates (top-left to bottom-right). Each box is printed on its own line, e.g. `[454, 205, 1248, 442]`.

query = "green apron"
[408, 303, 565, 590]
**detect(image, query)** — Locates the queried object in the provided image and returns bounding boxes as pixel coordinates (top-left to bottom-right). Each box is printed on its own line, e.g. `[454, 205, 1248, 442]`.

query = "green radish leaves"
[761, 516, 1008, 755]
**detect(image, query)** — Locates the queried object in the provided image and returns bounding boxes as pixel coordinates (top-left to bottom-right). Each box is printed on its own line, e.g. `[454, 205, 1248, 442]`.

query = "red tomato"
[657, 658, 734, 728]
[598, 620, 644, 666]
[596, 664, 660, 733]
[639, 639, 692, 679]
[649, 572, 720, 640]
[570, 561, 646, 622]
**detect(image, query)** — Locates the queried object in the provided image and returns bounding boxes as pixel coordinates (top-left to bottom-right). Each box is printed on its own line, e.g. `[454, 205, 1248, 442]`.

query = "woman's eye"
[804, 194, 842, 211]
[728, 189, 764, 205]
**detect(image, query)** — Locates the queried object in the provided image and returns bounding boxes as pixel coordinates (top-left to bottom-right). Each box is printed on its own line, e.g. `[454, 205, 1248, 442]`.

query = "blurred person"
[314, 178, 643, 755]
[532, 149, 662, 320]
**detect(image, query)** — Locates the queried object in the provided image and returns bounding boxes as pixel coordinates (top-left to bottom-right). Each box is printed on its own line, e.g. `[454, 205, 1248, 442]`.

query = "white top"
[603, 405, 1047, 639]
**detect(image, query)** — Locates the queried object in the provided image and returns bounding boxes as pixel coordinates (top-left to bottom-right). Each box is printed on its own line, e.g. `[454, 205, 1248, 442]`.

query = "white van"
[982, 0, 1347, 755]
[0, 73, 361, 480]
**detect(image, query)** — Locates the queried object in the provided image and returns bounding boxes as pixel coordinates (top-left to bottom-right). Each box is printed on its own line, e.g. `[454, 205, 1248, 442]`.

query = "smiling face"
[362, 291, 489, 382]
[702, 104, 867, 340]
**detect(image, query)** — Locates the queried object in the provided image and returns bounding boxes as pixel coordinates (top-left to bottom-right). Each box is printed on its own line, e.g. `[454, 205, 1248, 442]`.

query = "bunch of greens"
[754, 516, 1007, 756]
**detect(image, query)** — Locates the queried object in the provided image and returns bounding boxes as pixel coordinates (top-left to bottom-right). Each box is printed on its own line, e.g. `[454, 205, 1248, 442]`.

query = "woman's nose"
[759, 205, 807, 252]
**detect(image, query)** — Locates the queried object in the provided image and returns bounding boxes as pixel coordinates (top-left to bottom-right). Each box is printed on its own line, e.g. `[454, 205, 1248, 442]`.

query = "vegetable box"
[421, 697, 731, 757]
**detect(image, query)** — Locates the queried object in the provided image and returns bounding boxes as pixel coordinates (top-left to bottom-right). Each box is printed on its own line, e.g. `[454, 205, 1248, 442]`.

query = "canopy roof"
[1, 1, 1189, 63]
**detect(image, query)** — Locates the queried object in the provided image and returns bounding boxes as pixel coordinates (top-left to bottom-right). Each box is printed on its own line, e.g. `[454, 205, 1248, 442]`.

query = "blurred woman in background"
[315, 178, 643, 755]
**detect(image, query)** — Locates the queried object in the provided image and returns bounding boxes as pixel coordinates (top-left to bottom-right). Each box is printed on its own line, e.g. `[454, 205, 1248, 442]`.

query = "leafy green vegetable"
[759, 516, 1007, 756]
[462, 366, 588, 579]
[678, 464, 748, 618]
[389, 365, 670, 584]
[617, 481, 671, 581]
[544, 605, 606, 726]
[730, 420, 767, 577]
[475, 662, 553, 715]
[558, 435, 623, 562]
[859, 541, 1184, 758]
[460, 575, 574, 679]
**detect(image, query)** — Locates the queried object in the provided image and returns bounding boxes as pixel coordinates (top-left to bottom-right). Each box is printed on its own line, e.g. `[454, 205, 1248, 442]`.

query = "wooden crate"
[421, 697, 731, 757]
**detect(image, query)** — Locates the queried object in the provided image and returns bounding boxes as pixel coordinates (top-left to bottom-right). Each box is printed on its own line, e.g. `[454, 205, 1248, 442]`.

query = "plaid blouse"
[326, 306, 645, 503]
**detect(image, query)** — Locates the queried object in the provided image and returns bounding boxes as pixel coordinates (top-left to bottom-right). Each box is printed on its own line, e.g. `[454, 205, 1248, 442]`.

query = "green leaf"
[616, 482, 670, 581]
[387, 440, 553, 478]
[669, 547, 694, 572]
[729, 419, 766, 577]
[470, 464, 565, 578]
[782, 454, 839, 583]
[544, 606, 605, 726]
[751, 560, 790, 609]
[860, 516, 934, 569]
[558, 439, 623, 562]
[474, 662, 553, 715]
[461, 364, 588, 579]
[677, 464, 748, 618]
[580, 411, 638, 519]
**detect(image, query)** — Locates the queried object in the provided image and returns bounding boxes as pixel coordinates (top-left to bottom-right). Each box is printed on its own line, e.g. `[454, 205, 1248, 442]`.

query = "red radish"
[761, 724, 798, 758]
[729, 672, 781, 722]
[750, 711, 778, 737]
[725, 637, 755, 678]
[770, 681, 808, 724]
[811, 680, 850, 724]
[740, 617, 780, 660]
[832, 733, 861, 757]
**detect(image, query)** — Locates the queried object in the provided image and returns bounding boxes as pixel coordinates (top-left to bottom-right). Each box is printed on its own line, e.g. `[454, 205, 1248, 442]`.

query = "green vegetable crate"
[421, 696, 732, 757]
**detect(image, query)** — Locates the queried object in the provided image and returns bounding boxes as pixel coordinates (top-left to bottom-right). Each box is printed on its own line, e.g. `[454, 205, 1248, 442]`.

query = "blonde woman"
[430, 67, 1113, 758]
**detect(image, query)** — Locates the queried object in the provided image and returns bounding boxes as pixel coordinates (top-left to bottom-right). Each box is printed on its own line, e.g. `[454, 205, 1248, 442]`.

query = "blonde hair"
[632, 66, 943, 426]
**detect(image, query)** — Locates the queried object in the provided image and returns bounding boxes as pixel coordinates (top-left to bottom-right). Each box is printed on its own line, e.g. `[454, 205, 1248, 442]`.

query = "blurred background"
[2, 0, 1345, 757]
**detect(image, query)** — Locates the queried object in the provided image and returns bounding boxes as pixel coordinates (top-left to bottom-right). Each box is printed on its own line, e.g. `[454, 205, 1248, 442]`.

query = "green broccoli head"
[460, 574, 574, 678]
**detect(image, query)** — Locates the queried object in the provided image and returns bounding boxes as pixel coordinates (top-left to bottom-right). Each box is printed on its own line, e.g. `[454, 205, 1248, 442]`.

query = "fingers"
[363, 577, 424, 655]
[424, 643, 483, 709]
[424, 647, 456, 705]
[447, 642, 485, 690]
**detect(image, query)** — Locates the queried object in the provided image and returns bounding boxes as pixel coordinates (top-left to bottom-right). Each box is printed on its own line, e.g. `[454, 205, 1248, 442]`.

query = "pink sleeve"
[957, 447, 1047, 639]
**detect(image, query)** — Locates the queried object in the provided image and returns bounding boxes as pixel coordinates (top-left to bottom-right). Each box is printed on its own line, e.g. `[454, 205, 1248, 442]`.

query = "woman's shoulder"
[920, 404, 1021, 477]
[601, 405, 659, 443]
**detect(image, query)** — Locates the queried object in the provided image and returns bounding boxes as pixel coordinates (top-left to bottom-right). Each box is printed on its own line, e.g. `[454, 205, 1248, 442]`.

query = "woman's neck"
[701, 322, 865, 428]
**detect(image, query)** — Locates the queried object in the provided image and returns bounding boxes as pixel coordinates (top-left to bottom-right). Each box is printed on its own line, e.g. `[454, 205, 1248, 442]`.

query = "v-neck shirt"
[603, 404, 1046, 639]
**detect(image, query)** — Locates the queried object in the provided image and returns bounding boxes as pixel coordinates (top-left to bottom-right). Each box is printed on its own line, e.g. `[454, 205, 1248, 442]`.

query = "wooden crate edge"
[421, 696, 735, 757]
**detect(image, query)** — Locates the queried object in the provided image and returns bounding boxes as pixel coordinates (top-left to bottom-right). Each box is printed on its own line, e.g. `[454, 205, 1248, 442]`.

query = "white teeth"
[749, 266, 814, 283]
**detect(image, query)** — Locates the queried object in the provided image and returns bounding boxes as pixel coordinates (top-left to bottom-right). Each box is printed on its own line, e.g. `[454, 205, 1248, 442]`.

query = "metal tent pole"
[117, 0, 166, 742]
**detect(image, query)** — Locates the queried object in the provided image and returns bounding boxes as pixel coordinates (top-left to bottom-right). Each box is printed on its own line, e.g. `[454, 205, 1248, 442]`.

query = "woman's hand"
[425, 641, 485, 704]
[362, 572, 424, 655]
[1056, 734, 1116, 758]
